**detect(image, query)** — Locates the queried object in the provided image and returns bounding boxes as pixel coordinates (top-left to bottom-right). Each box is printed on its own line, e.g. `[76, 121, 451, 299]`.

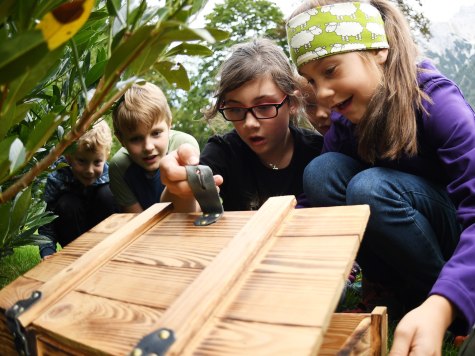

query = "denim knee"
[303, 152, 365, 207]
[346, 168, 391, 208]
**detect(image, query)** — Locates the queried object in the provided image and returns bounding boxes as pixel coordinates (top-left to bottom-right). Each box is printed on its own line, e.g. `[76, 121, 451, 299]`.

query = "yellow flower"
[36, 0, 95, 50]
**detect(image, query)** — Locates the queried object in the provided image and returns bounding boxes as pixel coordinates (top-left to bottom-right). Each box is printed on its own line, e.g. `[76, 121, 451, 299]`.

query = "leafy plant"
[0, 0, 228, 257]
[0, 186, 55, 258]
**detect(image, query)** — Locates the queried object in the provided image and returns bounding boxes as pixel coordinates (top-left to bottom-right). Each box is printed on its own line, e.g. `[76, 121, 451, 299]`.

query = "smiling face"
[299, 50, 388, 124]
[118, 120, 170, 173]
[68, 148, 108, 187]
[221, 75, 293, 164]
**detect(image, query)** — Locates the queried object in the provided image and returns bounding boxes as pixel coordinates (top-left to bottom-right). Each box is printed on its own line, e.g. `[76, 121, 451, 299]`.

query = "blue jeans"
[303, 152, 461, 309]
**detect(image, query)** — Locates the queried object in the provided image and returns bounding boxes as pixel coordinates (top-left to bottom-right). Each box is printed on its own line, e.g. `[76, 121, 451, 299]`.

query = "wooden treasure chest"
[0, 195, 387, 355]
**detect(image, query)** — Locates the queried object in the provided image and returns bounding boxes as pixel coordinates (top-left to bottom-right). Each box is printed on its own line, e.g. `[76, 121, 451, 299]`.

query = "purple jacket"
[324, 60, 475, 330]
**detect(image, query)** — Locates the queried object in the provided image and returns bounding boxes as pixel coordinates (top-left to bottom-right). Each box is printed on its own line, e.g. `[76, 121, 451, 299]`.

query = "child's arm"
[390, 295, 455, 355]
[159, 143, 223, 213]
[37, 205, 58, 260]
[121, 202, 143, 213]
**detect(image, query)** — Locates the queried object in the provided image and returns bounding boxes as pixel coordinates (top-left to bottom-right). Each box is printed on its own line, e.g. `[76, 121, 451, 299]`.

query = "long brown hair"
[289, 0, 428, 163]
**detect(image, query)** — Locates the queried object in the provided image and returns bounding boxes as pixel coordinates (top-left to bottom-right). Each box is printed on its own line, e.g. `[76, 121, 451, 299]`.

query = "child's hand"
[42, 255, 54, 261]
[390, 295, 455, 356]
[160, 143, 223, 197]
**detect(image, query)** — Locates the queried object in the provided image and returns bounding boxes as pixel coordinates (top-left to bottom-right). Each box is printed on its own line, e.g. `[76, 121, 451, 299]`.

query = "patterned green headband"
[286, 2, 389, 68]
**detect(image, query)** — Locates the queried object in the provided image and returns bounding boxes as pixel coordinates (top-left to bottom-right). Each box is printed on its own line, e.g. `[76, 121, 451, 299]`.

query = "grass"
[0, 245, 41, 289]
[0, 249, 465, 354]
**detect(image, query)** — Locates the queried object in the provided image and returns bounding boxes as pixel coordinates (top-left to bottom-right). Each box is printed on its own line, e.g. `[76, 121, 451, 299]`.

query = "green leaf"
[205, 28, 230, 42]
[104, 25, 154, 80]
[1, 47, 63, 113]
[10, 186, 31, 233]
[9, 138, 26, 173]
[106, 0, 121, 17]
[0, 201, 12, 244]
[0, 30, 49, 85]
[174, 4, 193, 23]
[86, 60, 107, 88]
[158, 26, 213, 43]
[0, 102, 34, 141]
[25, 113, 63, 154]
[155, 61, 190, 91]
[14, 231, 52, 247]
[128, 0, 147, 30]
[165, 43, 213, 57]
[0, 136, 15, 182]
[127, 35, 167, 75]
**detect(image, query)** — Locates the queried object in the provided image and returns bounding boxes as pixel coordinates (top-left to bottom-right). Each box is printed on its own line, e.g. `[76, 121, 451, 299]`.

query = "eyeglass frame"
[218, 95, 289, 122]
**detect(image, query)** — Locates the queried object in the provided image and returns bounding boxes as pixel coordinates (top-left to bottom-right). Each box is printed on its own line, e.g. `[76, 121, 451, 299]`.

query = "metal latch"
[185, 165, 223, 226]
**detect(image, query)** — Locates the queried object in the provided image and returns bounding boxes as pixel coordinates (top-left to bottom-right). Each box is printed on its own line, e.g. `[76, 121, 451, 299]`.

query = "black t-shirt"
[200, 126, 323, 211]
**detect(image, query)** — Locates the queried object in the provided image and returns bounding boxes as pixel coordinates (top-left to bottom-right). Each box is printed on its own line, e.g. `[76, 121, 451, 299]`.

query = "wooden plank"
[77, 261, 199, 309]
[112, 213, 251, 268]
[88, 213, 137, 233]
[256, 235, 360, 274]
[21, 214, 136, 283]
[370, 307, 387, 356]
[219, 272, 344, 327]
[194, 318, 324, 356]
[17, 203, 172, 327]
[24, 254, 85, 282]
[319, 313, 369, 355]
[34, 290, 163, 355]
[148, 196, 296, 356]
[337, 317, 371, 355]
[277, 205, 370, 241]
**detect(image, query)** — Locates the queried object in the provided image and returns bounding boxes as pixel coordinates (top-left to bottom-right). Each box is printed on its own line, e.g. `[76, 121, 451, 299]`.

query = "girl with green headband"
[286, 0, 475, 354]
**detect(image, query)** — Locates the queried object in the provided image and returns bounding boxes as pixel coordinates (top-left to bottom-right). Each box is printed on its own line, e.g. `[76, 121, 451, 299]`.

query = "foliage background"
[0, 0, 431, 266]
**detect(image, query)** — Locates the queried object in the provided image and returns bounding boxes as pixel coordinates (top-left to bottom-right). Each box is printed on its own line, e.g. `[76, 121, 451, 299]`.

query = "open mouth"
[333, 96, 352, 113]
[143, 155, 157, 163]
[249, 136, 265, 144]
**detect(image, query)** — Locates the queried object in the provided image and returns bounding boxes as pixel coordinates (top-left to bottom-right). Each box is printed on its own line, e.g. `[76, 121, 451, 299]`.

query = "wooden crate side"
[0, 312, 17, 356]
[370, 307, 388, 356]
[319, 313, 369, 355]
[319, 308, 388, 356]
[36, 334, 88, 356]
[194, 318, 324, 356]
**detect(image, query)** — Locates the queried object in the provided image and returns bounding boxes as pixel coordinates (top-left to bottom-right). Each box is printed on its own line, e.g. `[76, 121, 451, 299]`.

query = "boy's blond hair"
[76, 120, 112, 156]
[112, 82, 172, 138]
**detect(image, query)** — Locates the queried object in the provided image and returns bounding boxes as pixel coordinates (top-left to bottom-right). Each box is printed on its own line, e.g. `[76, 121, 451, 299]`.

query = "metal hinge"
[5, 290, 42, 356]
[131, 328, 175, 356]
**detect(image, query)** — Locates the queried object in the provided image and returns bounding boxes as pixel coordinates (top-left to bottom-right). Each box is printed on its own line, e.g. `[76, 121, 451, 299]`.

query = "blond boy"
[39, 120, 117, 259]
[110, 82, 199, 213]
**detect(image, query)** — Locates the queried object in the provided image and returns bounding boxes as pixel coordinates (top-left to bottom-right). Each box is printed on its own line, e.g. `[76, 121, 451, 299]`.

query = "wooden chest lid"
[1, 196, 369, 355]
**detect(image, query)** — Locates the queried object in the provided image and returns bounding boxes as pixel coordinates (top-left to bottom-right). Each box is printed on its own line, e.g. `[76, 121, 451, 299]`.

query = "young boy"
[39, 120, 117, 259]
[110, 82, 199, 213]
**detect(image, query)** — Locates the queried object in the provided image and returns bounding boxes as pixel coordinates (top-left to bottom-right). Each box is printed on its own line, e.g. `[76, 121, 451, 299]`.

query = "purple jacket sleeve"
[422, 72, 475, 331]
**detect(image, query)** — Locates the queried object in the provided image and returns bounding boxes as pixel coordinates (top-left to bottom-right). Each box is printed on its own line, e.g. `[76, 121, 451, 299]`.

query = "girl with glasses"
[160, 38, 323, 211]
